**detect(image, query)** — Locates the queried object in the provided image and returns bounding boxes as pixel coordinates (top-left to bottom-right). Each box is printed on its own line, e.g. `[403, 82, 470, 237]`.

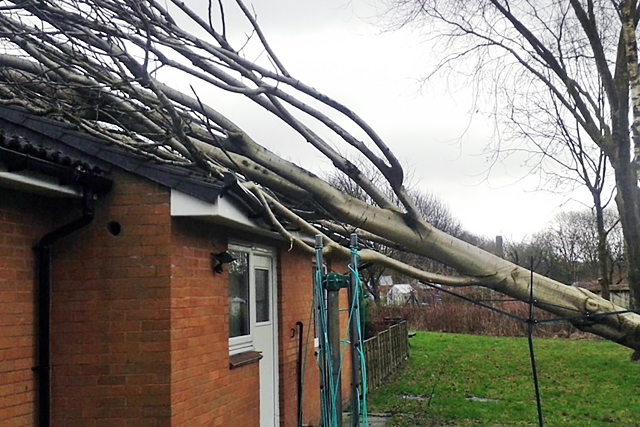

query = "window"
[255, 268, 270, 323]
[228, 250, 250, 338]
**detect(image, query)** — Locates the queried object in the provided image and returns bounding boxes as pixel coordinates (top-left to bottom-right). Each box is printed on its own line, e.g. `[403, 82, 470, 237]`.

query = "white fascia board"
[171, 188, 264, 231]
[0, 166, 81, 198]
[170, 189, 317, 244]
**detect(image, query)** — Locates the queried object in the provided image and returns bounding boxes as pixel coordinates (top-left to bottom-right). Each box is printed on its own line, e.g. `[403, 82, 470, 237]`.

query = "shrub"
[368, 287, 577, 338]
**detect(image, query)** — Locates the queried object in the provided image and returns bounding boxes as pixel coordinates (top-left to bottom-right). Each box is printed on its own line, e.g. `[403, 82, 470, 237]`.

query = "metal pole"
[348, 234, 361, 427]
[528, 258, 544, 427]
[314, 235, 329, 427]
[327, 287, 342, 427]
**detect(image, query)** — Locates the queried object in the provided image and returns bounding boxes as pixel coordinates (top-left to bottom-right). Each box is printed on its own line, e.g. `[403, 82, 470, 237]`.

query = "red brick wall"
[0, 188, 54, 427]
[49, 172, 172, 427]
[277, 251, 352, 427]
[277, 249, 319, 427]
[1, 168, 353, 427]
[169, 219, 260, 426]
[338, 268, 353, 416]
[169, 220, 342, 427]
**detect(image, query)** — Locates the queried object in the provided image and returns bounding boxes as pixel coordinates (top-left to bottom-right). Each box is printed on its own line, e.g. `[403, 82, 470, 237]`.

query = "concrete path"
[342, 413, 390, 426]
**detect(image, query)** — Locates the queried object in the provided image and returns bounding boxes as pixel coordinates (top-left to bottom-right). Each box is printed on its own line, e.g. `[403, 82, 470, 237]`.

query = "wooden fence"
[363, 320, 408, 390]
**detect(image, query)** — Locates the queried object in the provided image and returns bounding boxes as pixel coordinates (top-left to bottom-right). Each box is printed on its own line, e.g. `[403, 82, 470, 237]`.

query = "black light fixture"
[211, 251, 236, 274]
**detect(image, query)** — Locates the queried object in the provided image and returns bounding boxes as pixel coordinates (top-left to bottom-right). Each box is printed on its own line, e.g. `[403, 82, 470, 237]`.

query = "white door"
[252, 254, 279, 427]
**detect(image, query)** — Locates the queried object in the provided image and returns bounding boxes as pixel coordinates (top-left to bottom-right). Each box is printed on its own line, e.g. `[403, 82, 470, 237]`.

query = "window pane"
[255, 268, 269, 322]
[229, 251, 249, 338]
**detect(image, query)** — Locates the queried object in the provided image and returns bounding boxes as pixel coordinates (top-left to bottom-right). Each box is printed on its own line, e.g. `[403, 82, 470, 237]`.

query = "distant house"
[379, 275, 393, 287]
[376, 275, 394, 300]
[386, 284, 417, 306]
[0, 106, 353, 427]
[609, 286, 631, 308]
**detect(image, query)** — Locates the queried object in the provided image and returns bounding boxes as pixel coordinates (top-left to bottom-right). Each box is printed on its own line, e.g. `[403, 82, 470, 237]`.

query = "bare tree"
[0, 1, 639, 349]
[508, 90, 617, 298]
[607, 212, 626, 283]
[325, 162, 464, 302]
[506, 233, 568, 282]
[324, 165, 395, 304]
[383, 0, 640, 357]
[508, 209, 624, 292]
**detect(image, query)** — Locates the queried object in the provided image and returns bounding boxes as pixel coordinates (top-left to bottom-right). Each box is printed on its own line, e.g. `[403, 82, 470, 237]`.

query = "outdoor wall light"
[211, 251, 236, 274]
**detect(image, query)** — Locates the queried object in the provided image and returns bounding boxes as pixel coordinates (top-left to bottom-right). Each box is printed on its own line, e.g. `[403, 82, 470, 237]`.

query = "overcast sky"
[187, 0, 597, 241]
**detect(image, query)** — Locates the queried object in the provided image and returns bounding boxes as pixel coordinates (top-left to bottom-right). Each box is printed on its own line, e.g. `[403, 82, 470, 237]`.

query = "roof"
[0, 115, 113, 195]
[572, 280, 629, 292]
[379, 275, 393, 286]
[388, 284, 414, 294]
[0, 105, 263, 217]
[0, 131, 105, 175]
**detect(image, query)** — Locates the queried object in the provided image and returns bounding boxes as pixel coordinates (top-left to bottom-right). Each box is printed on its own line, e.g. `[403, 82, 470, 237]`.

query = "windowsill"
[229, 350, 263, 369]
[228, 336, 253, 356]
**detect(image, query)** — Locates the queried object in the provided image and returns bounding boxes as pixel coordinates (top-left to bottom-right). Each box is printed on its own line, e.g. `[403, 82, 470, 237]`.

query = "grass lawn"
[367, 332, 640, 426]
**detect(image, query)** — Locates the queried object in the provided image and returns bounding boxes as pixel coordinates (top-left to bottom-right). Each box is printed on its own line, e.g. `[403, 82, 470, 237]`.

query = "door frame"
[228, 242, 280, 426]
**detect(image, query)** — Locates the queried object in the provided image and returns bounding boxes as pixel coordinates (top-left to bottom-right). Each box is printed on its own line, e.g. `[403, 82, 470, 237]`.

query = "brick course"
[277, 251, 353, 427]
[1, 169, 353, 427]
[169, 218, 245, 426]
[0, 188, 55, 427]
[49, 172, 172, 427]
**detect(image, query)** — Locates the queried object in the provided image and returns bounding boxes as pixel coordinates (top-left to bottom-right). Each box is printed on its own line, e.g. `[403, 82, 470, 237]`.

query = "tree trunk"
[613, 160, 640, 307]
[315, 192, 640, 350]
[594, 197, 611, 300]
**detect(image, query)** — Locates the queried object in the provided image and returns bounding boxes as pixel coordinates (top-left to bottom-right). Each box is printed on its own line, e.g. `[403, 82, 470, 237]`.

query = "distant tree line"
[504, 209, 624, 298]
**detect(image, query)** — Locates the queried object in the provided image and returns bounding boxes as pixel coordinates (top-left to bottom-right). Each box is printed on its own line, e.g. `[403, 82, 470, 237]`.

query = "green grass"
[367, 332, 640, 426]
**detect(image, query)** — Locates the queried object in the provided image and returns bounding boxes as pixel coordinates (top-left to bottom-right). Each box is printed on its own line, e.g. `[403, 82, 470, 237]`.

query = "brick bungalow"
[0, 106, 352, 427]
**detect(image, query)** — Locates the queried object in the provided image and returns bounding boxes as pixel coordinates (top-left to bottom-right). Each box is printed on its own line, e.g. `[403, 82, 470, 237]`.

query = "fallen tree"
[0, 0, 638, 349]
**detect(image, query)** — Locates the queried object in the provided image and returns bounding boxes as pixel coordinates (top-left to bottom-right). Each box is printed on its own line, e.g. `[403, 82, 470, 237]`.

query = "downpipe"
[296, 321, 304, 427]
[33, 188, 95, 427]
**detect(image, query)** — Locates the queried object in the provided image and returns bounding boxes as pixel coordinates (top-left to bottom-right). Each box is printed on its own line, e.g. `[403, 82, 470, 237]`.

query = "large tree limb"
[0, 0, 639, 350]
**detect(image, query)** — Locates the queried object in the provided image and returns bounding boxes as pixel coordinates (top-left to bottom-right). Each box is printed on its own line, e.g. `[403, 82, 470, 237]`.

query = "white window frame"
[228, 243, 276, 355]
